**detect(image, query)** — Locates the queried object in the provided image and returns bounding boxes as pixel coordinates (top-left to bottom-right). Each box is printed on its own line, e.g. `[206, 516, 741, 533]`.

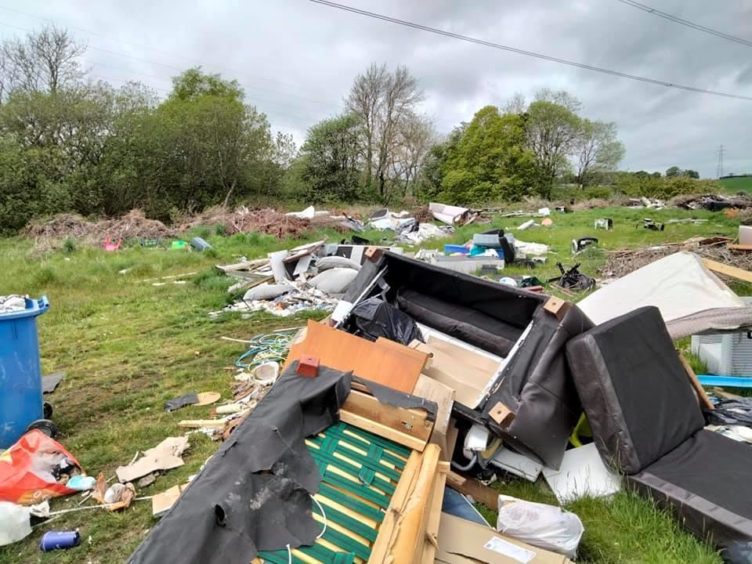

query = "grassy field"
[0, 206, 741, 563]
[719, 175, 752, 194]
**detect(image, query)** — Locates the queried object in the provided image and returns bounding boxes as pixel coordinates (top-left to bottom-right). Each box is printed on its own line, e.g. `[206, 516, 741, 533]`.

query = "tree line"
[0, 26, 710, 233]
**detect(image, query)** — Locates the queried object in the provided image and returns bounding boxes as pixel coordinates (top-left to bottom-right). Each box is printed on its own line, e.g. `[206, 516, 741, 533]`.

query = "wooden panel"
[413, 375, 455, 460]
[340, 411, 428, 452]
[727, 243, 752, 251]
[702, 258, 752, 283]
[369, 451, 422, 564]
[389, 444, 441, 563]
[421, 462, 449, 564]
[342, 390, 433, 442]
[446, 471, 499, 510]
[286, 320, 428, 393]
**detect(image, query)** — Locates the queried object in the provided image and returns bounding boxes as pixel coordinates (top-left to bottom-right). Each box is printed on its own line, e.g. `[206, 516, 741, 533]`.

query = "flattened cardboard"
[413, 336, 499, 408]
[436, 513, 571, 563]
[413, 374, 455, 459]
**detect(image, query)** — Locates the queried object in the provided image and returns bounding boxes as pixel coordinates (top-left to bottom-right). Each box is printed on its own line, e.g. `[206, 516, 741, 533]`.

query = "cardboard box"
[436, 513, 571, 564]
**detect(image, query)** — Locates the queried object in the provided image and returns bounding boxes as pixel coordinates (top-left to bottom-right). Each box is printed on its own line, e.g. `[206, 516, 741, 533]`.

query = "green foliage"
[438, 106, 536, 204]
[614, 172, 721, 198]
[296, 113, 362, 203]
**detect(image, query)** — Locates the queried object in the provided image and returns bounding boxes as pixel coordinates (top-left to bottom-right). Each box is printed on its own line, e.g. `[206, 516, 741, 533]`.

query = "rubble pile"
[602, 237, 752, 279]
[182, 206, 312, 238]
[24, 210, 175, 249]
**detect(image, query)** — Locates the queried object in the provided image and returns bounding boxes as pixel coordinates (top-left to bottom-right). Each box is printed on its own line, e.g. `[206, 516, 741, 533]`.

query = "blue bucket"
[0, 296, 49, 448]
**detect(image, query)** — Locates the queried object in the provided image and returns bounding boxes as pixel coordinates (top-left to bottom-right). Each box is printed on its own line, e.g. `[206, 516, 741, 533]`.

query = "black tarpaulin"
[129, 363, 351, 564]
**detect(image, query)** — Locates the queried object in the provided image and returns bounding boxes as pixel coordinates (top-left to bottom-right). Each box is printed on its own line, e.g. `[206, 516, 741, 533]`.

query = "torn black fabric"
[164, 392, 198, 412]
[353, 375, 437, 420]
[128, 363, 351, 564]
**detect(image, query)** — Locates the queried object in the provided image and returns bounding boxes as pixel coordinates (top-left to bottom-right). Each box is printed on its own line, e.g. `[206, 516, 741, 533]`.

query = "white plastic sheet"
[578, 252, 745, 326]
[0, 502, 32, 546]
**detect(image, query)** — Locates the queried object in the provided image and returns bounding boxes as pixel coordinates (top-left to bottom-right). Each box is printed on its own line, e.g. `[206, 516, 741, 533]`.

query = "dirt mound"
[183, 206, 310, 238]
[24, 210, 175, 248]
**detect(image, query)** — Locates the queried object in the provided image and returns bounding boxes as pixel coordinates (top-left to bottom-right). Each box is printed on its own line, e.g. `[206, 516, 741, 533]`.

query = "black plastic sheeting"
[349, 297, 423, 345]
[164, 393, 198, 412]
[354, 375, 437, 420]
[129, 363, 351, 564]
[707, 398, 752, 427]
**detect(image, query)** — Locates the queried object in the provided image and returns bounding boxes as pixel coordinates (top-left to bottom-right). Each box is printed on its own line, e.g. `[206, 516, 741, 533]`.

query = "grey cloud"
[2, 0, 750, 177]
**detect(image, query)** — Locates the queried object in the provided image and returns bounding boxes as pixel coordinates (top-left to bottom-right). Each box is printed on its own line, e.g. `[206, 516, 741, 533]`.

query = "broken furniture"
[339, 251, 593, 469]
[567, 306, 752, 555]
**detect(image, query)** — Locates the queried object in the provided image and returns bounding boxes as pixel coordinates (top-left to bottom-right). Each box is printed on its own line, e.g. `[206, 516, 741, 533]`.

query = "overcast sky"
[1, 0, 750, 178]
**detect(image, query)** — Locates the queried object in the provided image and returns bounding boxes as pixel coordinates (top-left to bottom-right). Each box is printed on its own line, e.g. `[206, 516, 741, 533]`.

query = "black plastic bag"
[349, 297, 423, 345]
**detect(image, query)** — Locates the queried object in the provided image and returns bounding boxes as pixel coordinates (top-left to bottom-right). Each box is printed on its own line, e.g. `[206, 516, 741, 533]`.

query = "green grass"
[719, 175, 752, 194]
[0, 207, 739, 563]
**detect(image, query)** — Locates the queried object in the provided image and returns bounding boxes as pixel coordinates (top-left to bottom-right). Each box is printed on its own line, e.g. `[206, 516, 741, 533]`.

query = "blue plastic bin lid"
[0, 295, 49, 320]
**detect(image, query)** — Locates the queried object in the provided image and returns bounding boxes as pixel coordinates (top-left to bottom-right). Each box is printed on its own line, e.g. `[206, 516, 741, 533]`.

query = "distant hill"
[719, 175, 752, 193]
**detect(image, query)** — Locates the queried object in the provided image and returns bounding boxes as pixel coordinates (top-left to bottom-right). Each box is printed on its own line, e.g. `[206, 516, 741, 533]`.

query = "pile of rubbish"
[215, 241, 403, 317]
[123, 246, 752, 563]
[366, 202, 479, 245]
[181, 206, 312, 238]
[24, 210, 176, 250]
[673, 193, 752, 212]
[601, 232, 752, 279]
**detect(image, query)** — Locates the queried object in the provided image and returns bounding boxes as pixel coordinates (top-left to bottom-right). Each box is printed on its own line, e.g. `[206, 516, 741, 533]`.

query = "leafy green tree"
[439, 106, 536, 203]
[665, 166, 681, 177]
[573, 119, 625, 187]
[525, 100, 580, 198]
[297, 114, 362, 203]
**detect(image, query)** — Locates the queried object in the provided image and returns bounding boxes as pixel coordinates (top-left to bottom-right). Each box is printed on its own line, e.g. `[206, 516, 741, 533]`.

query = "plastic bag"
[496, 494, 584, 559]
[0, 502, 32, 546]
[0, 430, 82, 505]
[349, 297, 423, 345]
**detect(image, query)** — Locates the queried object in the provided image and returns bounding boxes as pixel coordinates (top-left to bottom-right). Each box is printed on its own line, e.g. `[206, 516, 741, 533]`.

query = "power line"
[615, 0, 752, 48]
[309, 0, 752, 102]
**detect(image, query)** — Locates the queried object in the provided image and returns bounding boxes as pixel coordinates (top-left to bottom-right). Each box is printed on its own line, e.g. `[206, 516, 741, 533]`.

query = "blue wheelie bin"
[0, 296, 49, 448]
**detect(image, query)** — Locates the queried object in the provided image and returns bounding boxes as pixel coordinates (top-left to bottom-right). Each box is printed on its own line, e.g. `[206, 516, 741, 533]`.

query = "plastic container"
[0, 296, 49, 448]
[443, 244, 469, 255]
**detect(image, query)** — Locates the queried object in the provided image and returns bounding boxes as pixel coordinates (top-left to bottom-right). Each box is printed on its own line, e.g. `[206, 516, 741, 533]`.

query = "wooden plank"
[413, 375, 455, 460]
[286, 320, 428, 393]
[678, 352, 714, 410]
[390, 444, 441, 563]
[339, 410, 427, 452]
[702, 258, 752, 283]
[178, 419, 226, 429]
[446, 471, 499, 510]
[342, 390, 433, 442]
[421, 462, 448, 564]
[727, 243, 752, 252]
[369, 451, 422, 564]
